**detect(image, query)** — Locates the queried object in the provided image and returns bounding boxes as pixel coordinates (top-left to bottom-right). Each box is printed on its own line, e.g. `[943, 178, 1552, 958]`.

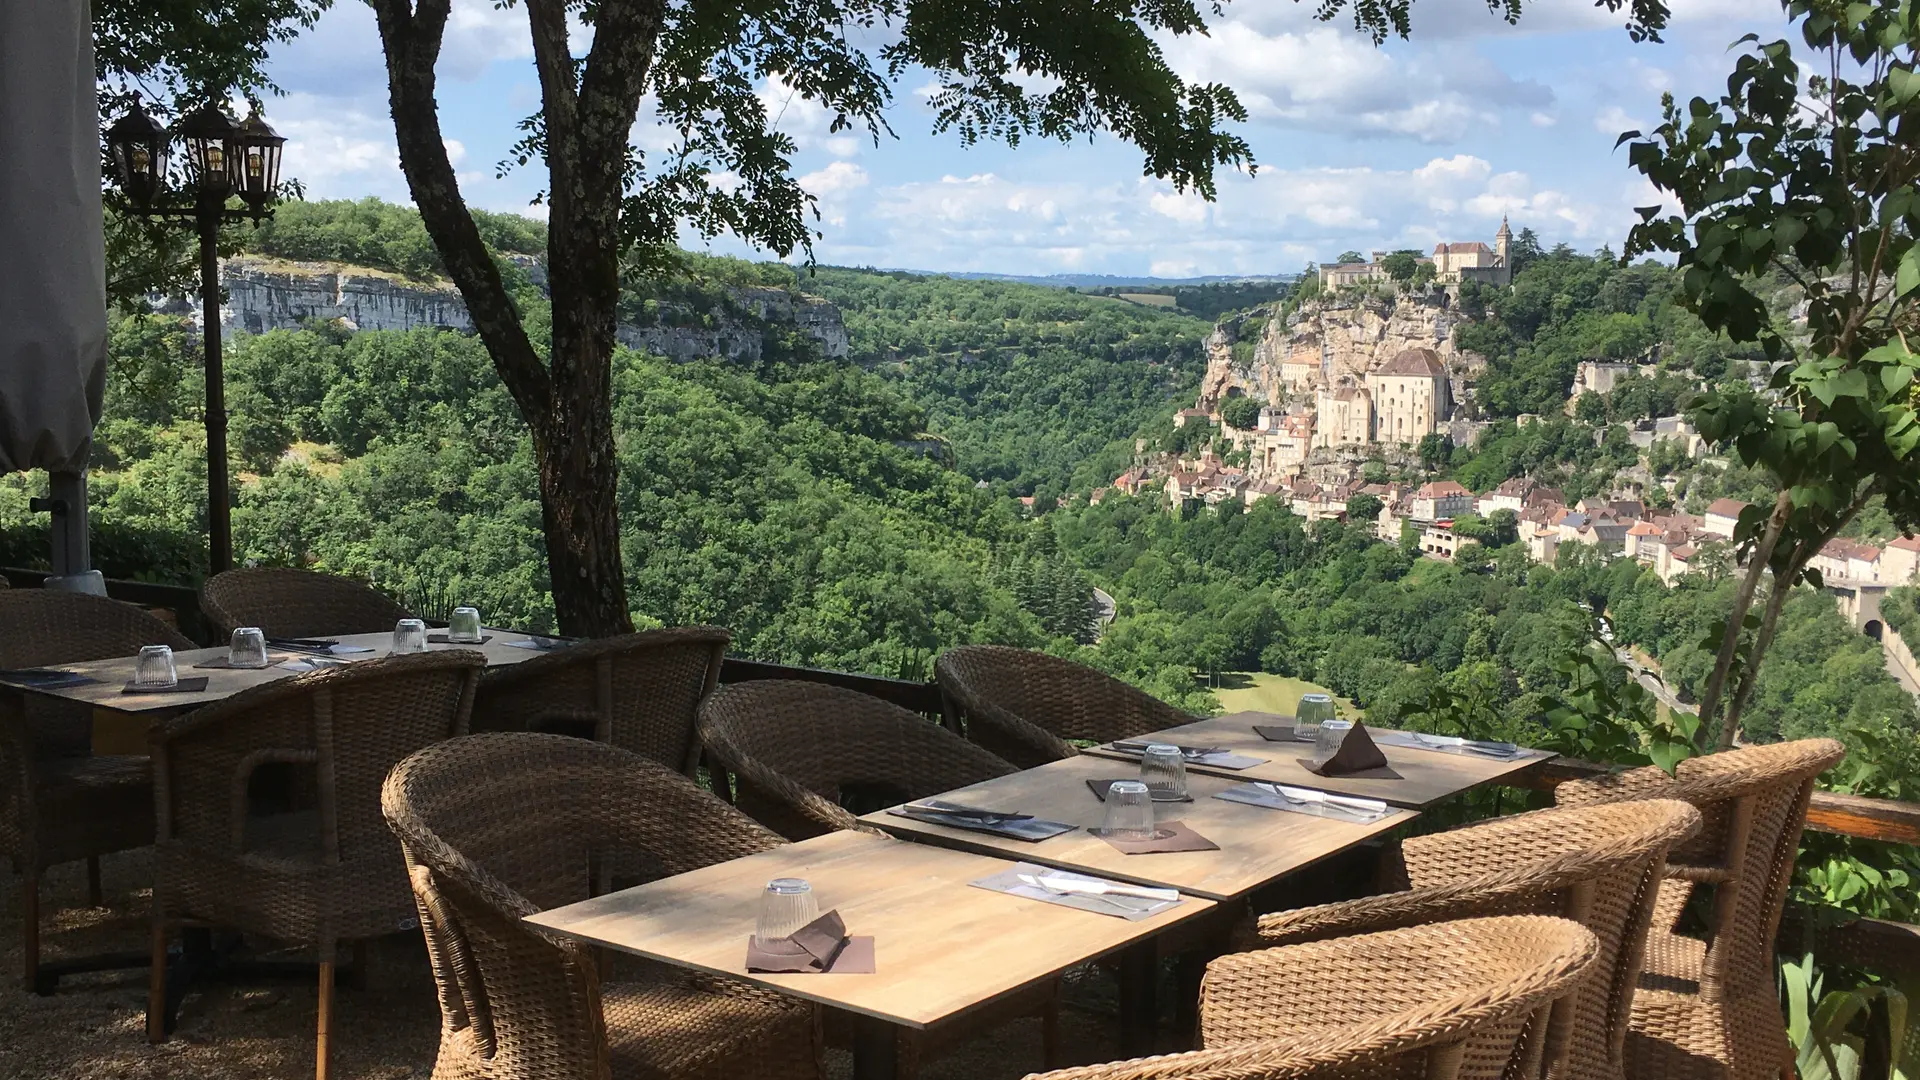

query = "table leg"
[851, 1013, 900, 1080]
[1118, 941, 1158, 1057]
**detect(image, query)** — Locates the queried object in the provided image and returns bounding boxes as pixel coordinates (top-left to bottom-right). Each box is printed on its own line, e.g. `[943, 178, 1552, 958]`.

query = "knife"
[1409, 733, 1520, 757]
[902, 800, 1034, 823]
[1255, 782, 1390, 816]
[1017, 873, 1179, 902]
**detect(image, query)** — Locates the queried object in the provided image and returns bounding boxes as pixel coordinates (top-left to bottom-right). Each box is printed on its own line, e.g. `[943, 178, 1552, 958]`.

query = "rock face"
[209, 256, 851, 361]
[1198, 293, 1465, 410]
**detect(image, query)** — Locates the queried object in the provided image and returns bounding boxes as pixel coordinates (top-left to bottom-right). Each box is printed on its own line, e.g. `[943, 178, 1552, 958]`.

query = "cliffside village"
[1079, 222, 1920, 589]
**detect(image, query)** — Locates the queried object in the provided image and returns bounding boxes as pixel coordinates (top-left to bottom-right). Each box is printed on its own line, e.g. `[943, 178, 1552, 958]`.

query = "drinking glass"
[1296, 692, 1336, 736]
[392, 618, 428, 654]
[755, 878, 819, 943]
[1313, 719, 1354, 762]
[1138, 743, 1188, 800]
[228, 627, 270, 669]
[1101, 780, 1159, 841]
[133, 645, 178, 689]
[448, 606, 483, 644]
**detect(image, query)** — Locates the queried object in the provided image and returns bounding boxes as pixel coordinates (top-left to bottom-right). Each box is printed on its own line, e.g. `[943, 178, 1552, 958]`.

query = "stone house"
[1313, 383, 1373, 448]
[1811, 538, 1883, 584]
[1885, 535, 1920, 584]
[1409, 480, 1474, 522]
[1703, 498, 1750, 539]
[1367, 347, 1452, 446]
[1420, 522, 1461, 560]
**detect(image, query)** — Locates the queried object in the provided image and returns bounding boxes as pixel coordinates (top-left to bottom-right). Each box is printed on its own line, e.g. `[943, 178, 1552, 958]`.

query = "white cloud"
[758, 75, 870, 159]
[799, 161, 871, 226]
[1149, 190, 1209, 225]
[1531, 111, 1558, 127]
[1594, 105, 1647, 136]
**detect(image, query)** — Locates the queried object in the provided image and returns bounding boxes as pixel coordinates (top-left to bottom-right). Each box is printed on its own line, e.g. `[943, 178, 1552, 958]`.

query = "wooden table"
[526, 830, 1216, 1080]
[6, 629, 563, 752]
[1081, 711, 1556, 810]
[863, 754, 1415, 902]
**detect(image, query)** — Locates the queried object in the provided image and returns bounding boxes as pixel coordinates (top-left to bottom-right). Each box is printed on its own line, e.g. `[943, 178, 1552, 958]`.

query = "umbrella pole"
[198, 208, 232, 575]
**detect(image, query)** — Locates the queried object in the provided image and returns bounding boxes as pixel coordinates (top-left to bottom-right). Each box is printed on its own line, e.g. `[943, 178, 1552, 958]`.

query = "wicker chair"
[200, 566, 413, 639]
[934, 645, 1198, 768]
[0, 589, 194, 992]
[1243, 798, 1701, 1080]
[698, 679, 1017, 839]
[382, 731, 820, 1080]
[1024, 915, 1600, 1080]
[1553, 738, 1846, 1080]
[146, 650, 485, 1080]
[469, 626, 728, 776]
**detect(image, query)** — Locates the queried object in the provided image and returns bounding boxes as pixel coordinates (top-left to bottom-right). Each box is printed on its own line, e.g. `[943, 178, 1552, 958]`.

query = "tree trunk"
[1693, 488, 1792, 750]
[532, 410, 631, 637]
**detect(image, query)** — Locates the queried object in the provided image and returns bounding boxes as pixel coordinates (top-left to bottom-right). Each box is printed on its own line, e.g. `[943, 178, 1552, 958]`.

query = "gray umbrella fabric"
[0, 0, 107, 475]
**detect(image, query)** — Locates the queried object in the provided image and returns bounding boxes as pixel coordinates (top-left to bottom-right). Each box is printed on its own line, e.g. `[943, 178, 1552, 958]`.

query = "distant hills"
[899, 270, 1300, 289]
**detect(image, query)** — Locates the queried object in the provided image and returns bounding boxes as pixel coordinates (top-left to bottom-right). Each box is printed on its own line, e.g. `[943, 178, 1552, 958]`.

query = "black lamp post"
[106, 101, 285, 575]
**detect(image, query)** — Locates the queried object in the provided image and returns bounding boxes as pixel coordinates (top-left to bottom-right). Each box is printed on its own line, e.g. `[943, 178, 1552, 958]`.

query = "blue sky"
[260, 0, 1792, 277]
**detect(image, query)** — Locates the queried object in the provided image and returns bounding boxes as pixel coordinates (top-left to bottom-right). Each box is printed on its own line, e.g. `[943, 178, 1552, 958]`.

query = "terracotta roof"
[1820, 538, 1881, 562]
[1628, 520, 1664, 536]
[1706, 498, 1750, 519]
[1434, 242, 1493, 255]
[1416, 480, 1471, 498]
[1493, 477, 1536, 497]
[1671, 544, 1698, 559]
[1890, 535, 1920, 552]
[1375, 347, 1448, 378]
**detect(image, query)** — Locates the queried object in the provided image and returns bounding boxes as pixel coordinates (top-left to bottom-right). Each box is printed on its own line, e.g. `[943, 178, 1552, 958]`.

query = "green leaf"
[1892, 65, 1920, 103]
[1899, 245, 1920, 296]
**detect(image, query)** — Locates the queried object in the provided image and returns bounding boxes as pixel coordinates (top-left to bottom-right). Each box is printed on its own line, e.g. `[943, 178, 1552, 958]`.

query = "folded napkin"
[1085, 777, 1192, 803]
[885, 805, 1077, 841]
[1092, 820, 1220, 854]
[1300, 722, 1395, 778]
[426, 634, 493, 645]
[121, 676, 210, 695]
[745, 910, 876, 974]
[0, 669, 98, 690]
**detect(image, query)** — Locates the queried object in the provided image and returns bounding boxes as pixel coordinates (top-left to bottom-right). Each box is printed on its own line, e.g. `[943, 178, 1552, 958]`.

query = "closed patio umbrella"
[0, 0, 108, 592]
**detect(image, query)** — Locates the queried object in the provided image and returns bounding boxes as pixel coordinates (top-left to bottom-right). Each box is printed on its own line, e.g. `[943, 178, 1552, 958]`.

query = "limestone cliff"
[1198, 293, 1469, 409]
[201, 255, 851, 362]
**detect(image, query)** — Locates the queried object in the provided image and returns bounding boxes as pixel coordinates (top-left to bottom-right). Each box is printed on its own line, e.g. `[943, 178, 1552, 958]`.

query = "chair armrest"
[1252, 874, 1559, 950]
[955, 695, 1078, 768]
[1021, 1032, 1414, 1080]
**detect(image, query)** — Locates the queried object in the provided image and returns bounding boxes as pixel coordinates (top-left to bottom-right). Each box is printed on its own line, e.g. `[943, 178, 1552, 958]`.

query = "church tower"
[1495, 215, 1512, 265]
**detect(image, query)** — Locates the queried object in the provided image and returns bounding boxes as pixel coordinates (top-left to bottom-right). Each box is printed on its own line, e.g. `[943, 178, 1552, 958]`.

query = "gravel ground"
[1, 852, 1185, 1080]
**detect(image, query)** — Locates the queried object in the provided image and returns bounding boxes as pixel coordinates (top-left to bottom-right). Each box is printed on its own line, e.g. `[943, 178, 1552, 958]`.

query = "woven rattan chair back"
[0, 588, 193, 667]
[383, 732, 793, 1077]
[469, 626, 728, 777]
[1027, 915, 1601, 1080]
[1554, 739, 1845, 1080]
[935, 645, 1197, 768]
[200, 567, 412, 639]
[698, 679, 1017, 839]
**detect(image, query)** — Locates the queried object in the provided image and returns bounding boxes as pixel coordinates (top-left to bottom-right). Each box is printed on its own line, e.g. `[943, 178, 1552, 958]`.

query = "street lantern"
[105, 101, 168, 209]
[104, 97, 293, 575]
[232, 111, 285, 214]
[174, 104, 239, 198]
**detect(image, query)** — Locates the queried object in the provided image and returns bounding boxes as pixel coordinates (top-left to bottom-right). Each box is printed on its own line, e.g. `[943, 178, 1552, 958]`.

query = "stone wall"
[1198, 293, 1463, 411]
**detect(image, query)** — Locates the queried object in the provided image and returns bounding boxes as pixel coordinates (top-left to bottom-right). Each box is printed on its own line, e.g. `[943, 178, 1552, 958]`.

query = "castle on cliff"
[1318, 217, 1513, 289]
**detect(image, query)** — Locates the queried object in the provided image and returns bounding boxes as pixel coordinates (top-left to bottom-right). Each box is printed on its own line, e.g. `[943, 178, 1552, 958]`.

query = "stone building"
[1430, 218, 1513, 287]
[1312, 382, 1373, 448]
[1366, 347, 1451, 446]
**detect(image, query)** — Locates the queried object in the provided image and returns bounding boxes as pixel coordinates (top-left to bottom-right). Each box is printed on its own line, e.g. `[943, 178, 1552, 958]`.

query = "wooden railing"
[13, 567, 1919, 977]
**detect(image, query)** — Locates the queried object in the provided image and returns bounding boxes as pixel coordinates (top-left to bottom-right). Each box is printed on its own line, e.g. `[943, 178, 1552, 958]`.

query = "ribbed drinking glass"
[1313, 719, 1353, 762]
[1101, 780, 1158, 841]
[1138, 743, 1188, 800]
[392, 618, 428, 654]
[448, 606, 483, 644]
[133, 645, 178, 689]
[755, 878, 819, 942]
[1296, 692, 1336, 735]
[229, 627, 269, 669]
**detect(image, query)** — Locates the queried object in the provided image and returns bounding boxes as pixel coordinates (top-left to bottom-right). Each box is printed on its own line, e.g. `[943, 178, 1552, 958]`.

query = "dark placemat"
[121, 676, 211, 695]
[427, 634, 494, 645]
[0, 669, 100, 690]
[1085, 777, 1192, 803]
[194, 653, 293, 669]
[1107, 742, 1268, 770]
[1253, 724, 1311, 743]
[886, 806, 1077, 841]
[1092, 820, 1220, 854]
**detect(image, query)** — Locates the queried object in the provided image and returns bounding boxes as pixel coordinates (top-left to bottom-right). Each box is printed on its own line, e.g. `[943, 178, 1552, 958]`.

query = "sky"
[258, 0, 1795, 278]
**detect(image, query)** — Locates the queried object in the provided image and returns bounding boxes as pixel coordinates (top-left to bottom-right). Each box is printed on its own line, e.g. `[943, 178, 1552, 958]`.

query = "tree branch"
[368, 0, 551, 416]
[1694, 488, 1792, 750]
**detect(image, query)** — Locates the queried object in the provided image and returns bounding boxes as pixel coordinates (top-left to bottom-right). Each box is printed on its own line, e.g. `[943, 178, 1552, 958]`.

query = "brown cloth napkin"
[1092, 820, 1220, 854]
[1300, 722, 1396, 778]
[121, 677, 210, 695]
[745, 910, 876, 974]
[1085, 778, 1192, 803]
[426, 634, 494, 645]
